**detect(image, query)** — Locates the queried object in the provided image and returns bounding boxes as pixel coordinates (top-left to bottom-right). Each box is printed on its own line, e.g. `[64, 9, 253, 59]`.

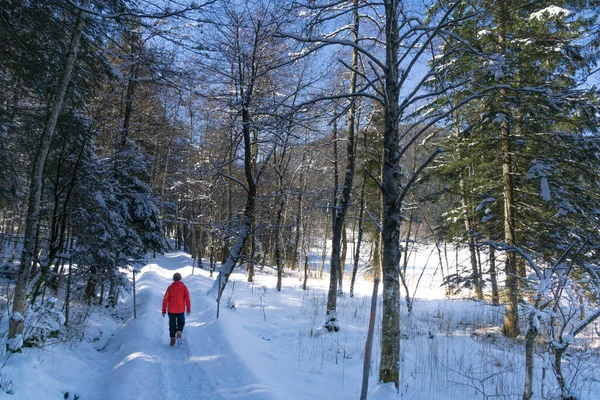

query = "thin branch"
[67, 0, 216, 19]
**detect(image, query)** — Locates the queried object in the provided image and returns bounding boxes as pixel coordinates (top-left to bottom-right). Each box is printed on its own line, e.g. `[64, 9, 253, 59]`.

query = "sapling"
[489, 234, 600, 400]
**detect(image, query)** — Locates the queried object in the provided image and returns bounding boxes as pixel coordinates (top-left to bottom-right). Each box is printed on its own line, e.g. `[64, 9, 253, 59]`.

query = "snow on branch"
[529, 6, 572, 21]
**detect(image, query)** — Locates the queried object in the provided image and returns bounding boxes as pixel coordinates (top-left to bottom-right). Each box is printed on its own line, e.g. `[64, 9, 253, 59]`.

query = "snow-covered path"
[95, 252, 282, 400]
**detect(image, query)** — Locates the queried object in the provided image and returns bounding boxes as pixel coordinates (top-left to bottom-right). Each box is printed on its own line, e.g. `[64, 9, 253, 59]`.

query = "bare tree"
[207, 0, 296, 300]
[288, 0, 469, 388]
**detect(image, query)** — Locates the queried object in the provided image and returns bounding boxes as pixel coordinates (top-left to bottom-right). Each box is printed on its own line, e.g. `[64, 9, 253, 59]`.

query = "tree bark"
[338, 224, 347, 294]
[460, 176, 483, 300]
[209, 232, 215, 278]
[379, 0, 402, 387]
[64, 256, 73, 327]
[489, 234, 499, 305]
[319, 212, 328, 279]
[247, 220, 255, 282]
[371, 231, 382, 281]
[350, 178, 365, 297]
[291, 184, 303, 270]
[302, 221, 310, 290]
[275, 183, 285, 291]
[496, 0, 520, 339]
[501, 118, 520, 338]
[360, 278, 380, 400]
[325, 0, 359, 330]
[522, 311, 538, 400]
[552, 346, 568, 399]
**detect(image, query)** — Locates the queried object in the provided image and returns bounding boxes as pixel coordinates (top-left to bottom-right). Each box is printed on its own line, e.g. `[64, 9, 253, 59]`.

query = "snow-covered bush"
[22, 297, 65, 348]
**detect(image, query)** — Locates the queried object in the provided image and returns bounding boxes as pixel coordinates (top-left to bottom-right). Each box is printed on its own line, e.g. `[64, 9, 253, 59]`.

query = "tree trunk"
[99, 281, 105, 306]
[360, 278, 380, 400]
[85, 274, 96, 305]
[209, 233, 215, 278]
[350, 178, 365, 297]
[209, 41, 269, 298]
[497, 0, 520, 339]
[160, 136, 172, 215]
[296, 154, 309, 281]
[501, 118, 520, 338]
[291, 187, 303, 270]
[552, 346, 568, 399]
[275, 189, 285, 291]
[247, 220, 255, 282]
[460, 176, 483, 300]
[132, 269, 137, 319]
[64, 256, 73, 327]
[379, 0, 402, 387]
[371, 228, 383, 279]
[12, 207, 25, 254]
[319, 210, 328, 279]
[302, 221, 310, 290]
[197, 200, 204, 264]
[210, 174, 256, 299]
[338, 224, 347, 294]
[489, 234, 499, 305]
[298, 214, 306, 282]
[325, 0, 360, 329]
[522, 311, 538, 400]
[8, 0, 89, 349]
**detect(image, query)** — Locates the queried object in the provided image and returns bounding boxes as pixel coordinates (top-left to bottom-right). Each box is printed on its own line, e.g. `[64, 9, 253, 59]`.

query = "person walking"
[162, 272, 191, 345]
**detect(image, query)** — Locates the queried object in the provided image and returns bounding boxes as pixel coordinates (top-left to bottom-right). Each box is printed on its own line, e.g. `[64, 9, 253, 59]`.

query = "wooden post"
[216, 272, 222, 319]
[133, 268, 137, 319]
[64, 257, 72, 326]
[360, 278, 380, 400]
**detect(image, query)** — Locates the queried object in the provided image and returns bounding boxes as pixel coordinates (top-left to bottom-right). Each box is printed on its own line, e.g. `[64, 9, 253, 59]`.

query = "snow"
[540, 177, 552, 201]
[10, 312, 23, 322]
[527, 161, 553, 201]
[475, 197, 495, 212]
[529, 6, 572, 21]
[6, 335, 22, 352]
[476, 29, 491, 39]
[492, 113, 507, 124]
[1, 247, 600, 399]
[484, 54, 505, 80]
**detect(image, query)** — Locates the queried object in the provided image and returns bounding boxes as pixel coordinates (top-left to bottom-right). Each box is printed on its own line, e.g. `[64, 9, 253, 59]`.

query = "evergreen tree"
[429, 0, 600, 337]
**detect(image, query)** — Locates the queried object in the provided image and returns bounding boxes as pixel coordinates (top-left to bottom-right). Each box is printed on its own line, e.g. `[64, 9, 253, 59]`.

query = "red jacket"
[162, 281, 191, 314]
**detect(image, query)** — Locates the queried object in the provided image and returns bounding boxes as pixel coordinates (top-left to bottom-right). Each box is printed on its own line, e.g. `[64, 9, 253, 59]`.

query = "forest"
[1, 1, 600, 399]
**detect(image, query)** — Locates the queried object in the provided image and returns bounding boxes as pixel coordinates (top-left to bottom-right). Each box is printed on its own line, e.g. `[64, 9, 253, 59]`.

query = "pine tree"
[429, 0, 600, 337]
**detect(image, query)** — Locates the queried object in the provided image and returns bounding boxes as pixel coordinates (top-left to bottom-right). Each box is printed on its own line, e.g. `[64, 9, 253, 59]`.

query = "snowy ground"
[1, 247, 600, 399]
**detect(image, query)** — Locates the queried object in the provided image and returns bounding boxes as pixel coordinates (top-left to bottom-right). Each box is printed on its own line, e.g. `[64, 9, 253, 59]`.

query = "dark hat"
[173, 272, 182, 281]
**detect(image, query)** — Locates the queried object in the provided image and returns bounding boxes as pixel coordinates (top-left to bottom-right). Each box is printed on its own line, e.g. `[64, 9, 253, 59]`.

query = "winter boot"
[170, 337, 176, 346]
[176, 331, 182, 345]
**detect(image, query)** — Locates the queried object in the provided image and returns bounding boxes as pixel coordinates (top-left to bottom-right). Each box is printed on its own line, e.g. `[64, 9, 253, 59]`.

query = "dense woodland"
[1, 1, 600, 398]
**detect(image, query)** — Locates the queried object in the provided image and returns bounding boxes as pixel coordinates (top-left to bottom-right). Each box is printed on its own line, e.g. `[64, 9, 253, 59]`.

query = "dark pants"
[168, 312, 185, 337]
